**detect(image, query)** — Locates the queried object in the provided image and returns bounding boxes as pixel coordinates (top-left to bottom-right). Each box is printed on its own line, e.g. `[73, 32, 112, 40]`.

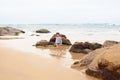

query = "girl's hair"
[56, 32, 61, 37]
[56, 32, 60, 35]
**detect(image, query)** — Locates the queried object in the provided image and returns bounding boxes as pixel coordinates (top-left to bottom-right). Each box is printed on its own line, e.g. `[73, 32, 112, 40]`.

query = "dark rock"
[0, 27, 25, 36]
[36, 40, 49, 47]
[69, 42, 102, 53]
[36, 29, 50, 33]
[49, 33, 71, 45]
[103, 40, 119, 47]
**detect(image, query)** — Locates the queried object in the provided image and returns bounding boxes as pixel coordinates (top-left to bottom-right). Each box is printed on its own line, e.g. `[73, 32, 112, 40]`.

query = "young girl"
[55, 32, 62, 47]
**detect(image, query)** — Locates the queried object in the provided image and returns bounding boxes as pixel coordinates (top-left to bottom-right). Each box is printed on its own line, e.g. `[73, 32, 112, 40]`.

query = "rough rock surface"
[86, 43, 120, 80]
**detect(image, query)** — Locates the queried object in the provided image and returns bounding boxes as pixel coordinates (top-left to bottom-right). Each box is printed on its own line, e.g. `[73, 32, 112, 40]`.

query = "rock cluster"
[49, 33, 71, 45]
[72, 41, 120, 80]
[36, 33, 71, 46]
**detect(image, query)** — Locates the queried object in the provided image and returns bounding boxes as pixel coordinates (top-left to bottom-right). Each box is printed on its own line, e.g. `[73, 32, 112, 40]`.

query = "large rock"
[69, 42, 102, 54]
[75, 43, 120, 80]
[49, 33, 71, 45]
[36, 29, 50, 33]
[103, 40, 119, 47]
[0, 27, 25, 36]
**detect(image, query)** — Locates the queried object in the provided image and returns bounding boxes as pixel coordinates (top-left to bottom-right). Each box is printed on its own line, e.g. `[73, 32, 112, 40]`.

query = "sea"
[0, 23, 120, 44]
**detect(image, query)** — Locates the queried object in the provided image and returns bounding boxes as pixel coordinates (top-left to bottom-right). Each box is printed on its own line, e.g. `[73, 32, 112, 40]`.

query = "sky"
[0, 0, 120, 24]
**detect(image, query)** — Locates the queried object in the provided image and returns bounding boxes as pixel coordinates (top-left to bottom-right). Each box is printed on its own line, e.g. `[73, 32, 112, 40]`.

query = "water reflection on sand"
[49, 45, 69, 58]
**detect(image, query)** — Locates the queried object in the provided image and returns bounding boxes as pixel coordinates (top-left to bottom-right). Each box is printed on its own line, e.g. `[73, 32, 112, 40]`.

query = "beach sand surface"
[0, 43, 91, 80]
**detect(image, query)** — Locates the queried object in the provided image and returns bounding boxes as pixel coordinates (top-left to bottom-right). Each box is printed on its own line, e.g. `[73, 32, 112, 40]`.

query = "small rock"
[36, 40, 49, 46]
[36, 29, 50, 33]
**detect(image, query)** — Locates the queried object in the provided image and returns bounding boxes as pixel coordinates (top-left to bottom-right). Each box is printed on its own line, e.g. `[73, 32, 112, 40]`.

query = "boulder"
[36, 40, 49, 47]
[0, 27, 25, 36]
[49, 33, 71, 45]
[69, 42, 102, 54]
[77, 43, 120, 80]
[103, 40, 119, 47]
[36, 29, 50, 33]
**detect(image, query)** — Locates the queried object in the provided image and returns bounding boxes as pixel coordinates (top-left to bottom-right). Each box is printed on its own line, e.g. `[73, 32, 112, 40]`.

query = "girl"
[55, 32, 62, 47]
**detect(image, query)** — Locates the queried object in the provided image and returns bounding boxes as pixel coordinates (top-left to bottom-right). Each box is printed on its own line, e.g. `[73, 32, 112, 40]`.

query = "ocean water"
[1, 24, 120, 44]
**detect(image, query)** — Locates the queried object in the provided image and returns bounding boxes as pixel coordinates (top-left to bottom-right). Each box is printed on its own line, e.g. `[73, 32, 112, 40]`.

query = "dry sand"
[0, 43, 91, 80]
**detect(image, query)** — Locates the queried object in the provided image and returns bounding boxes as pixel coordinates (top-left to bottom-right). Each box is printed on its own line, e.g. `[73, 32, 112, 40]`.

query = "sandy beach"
[0, 41, 99, 80]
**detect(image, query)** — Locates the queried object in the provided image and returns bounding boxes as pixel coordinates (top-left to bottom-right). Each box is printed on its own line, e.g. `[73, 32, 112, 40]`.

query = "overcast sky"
[0, 0, 120, 24]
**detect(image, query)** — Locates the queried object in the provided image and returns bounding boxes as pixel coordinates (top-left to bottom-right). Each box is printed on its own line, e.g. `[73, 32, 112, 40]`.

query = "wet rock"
[69, 42, 102, 54]
[36, 29, 50, 33]
[0, 27, 25, 36]
[103, 40, 119, 47]
[36, 40, 49, 47]
[49, 33, 71, 45]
